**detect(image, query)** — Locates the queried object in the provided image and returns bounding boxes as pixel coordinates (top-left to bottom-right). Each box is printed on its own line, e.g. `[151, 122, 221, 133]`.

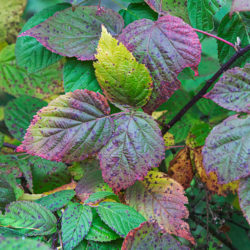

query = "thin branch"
[193, 28, 235, 49]
[162, 44, 250, 134]
[3, 142, 17, 150]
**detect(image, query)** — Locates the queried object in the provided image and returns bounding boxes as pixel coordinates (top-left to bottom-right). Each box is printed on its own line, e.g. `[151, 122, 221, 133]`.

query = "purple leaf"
[119, 15, 201, 113]
[98, 112, 165, 192]
[17, 90, 114, 163]
[19, 6, 124, 61]
[202, 114, 250, 184]
[238, 177, 250, 224]
[205, 63, 250, 113]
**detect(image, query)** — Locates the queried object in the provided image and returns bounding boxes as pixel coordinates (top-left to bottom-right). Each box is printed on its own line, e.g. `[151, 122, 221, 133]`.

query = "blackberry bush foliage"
[0, 0, 249, 249]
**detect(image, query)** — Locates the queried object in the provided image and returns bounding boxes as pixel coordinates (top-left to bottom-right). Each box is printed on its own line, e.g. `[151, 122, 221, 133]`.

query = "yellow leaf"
[163, 132, 175, 147]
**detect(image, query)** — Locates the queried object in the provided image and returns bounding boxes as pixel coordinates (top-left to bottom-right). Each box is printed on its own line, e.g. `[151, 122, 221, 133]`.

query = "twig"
[3, 142, 17, 150]
[189, 214, 237, 250]
[193, 28, 235, 49]
[162, 44, 250, 134]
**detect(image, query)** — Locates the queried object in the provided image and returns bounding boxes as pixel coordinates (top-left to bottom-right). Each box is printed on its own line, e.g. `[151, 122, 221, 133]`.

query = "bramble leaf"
[75, 239, 123, 250]
[205, 64, 250, 113]
[0, 44, 63, 99]
[203, 115, 250, 184]
[144, 0, 189, 23]
[0, 133, 3, 150]
[86, 208, 120, 242]
[94, 26, 152, 109]
[0, 201, 57, 236]
[0, 0, 26, 44]
[217, 13, 250, 67]
[192, 147, 239, 196]
[188, 0, 223, 32]
[119, 2, 158, 27]
[63, 58, 101, 93]
[75, 159, 113, 202]
[96, 202, 146, 237]
[238, 177, 250, 224]
[17, 90, 114, 163]
[168, 148, 194, 189]
[19, 6, 124, 61]
[36, 190, 75, 212]
[62, 203, 92, 250]
[16, 3, 71, 73]
[125, 171, 195, 244]
[4, 96, 47, 141]
[230, 0, 250, 15]
[85, 191, 119, 205]
[119, 15, 201, 113]
[98, 111, 165, 192]
[0, 237, 51, 250]
[122, 221, 189, 250]
[0, 177, 16, 211]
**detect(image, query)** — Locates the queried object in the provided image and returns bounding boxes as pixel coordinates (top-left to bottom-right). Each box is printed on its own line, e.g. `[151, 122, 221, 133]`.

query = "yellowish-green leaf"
[0, 0, 26, 44]
[94, 26, 152, 109]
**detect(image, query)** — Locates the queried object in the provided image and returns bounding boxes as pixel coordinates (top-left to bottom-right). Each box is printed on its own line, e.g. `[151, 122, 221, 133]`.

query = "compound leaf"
[36, 190, 75, 212]
[94, 26, 152, 109]
[63, 58, 101, 93]
[122, 221, 189, 250]
[98, 111, 165, 192]
[96, 202, 146, 237]
[205, 64, 250, 113]
[4, 96, 47, 141]
[125, 171, 195, 244]
[16, 3, 71, 73]
[238, 177, 250, 224]
[0, 44, 63, 99]
[119, 15, 201, 113]
[62, 203, 92, 250]
[0, 201, 57, 236]
[19, 6, 124, 61]
[202, 115, 250, 184]
[0, 237, 51, 250]
[17, 90, 114, 163]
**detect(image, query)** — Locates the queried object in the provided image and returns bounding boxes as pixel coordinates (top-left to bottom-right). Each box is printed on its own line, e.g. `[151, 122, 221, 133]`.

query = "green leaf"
[62, 203, 92, 250]
[94, 26, 152, 109]
[20, 6, 124, 61]
[96, 202, 146, 237]
[144, 0, 189, 23]
[0, 201, 57, 236]
[75, 159, 113, 202]
[28, 156, 71, 193]
[217, 12, 250, 67]
[238, 177, 250, 224]
[188, 0, 223, 32]
[85, 208, 120, 242]
[186, 122, 211, 148]
[17, 90, 114, 163]
[74, 239, 123, 250]
[0, 44, 64, 99]
[98, 111, 165, 192]
[16, 3, 71, 73]
[0, 0, 26, 44]
[122, 221, 189, 249]
[0, 133, 3, 150]
[205, 64, 250, 113]
[63, 58, 101, 93]
[0, 177, 16, 211]
[36, 190, 75, 212]
[0, 237, 51, 250]
[0, 155, 21, 177]
[4, 96, 47, 141]
[119, 3, 158, 27]
[0, 227, 25, 237]
[203, 114, 250, 184]
[85, 191, 119, 205]
[125, 171, 194, 244]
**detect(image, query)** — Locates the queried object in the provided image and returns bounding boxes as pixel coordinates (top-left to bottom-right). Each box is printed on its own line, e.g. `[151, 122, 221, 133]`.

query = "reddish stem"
[193, 28, 235, 49]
